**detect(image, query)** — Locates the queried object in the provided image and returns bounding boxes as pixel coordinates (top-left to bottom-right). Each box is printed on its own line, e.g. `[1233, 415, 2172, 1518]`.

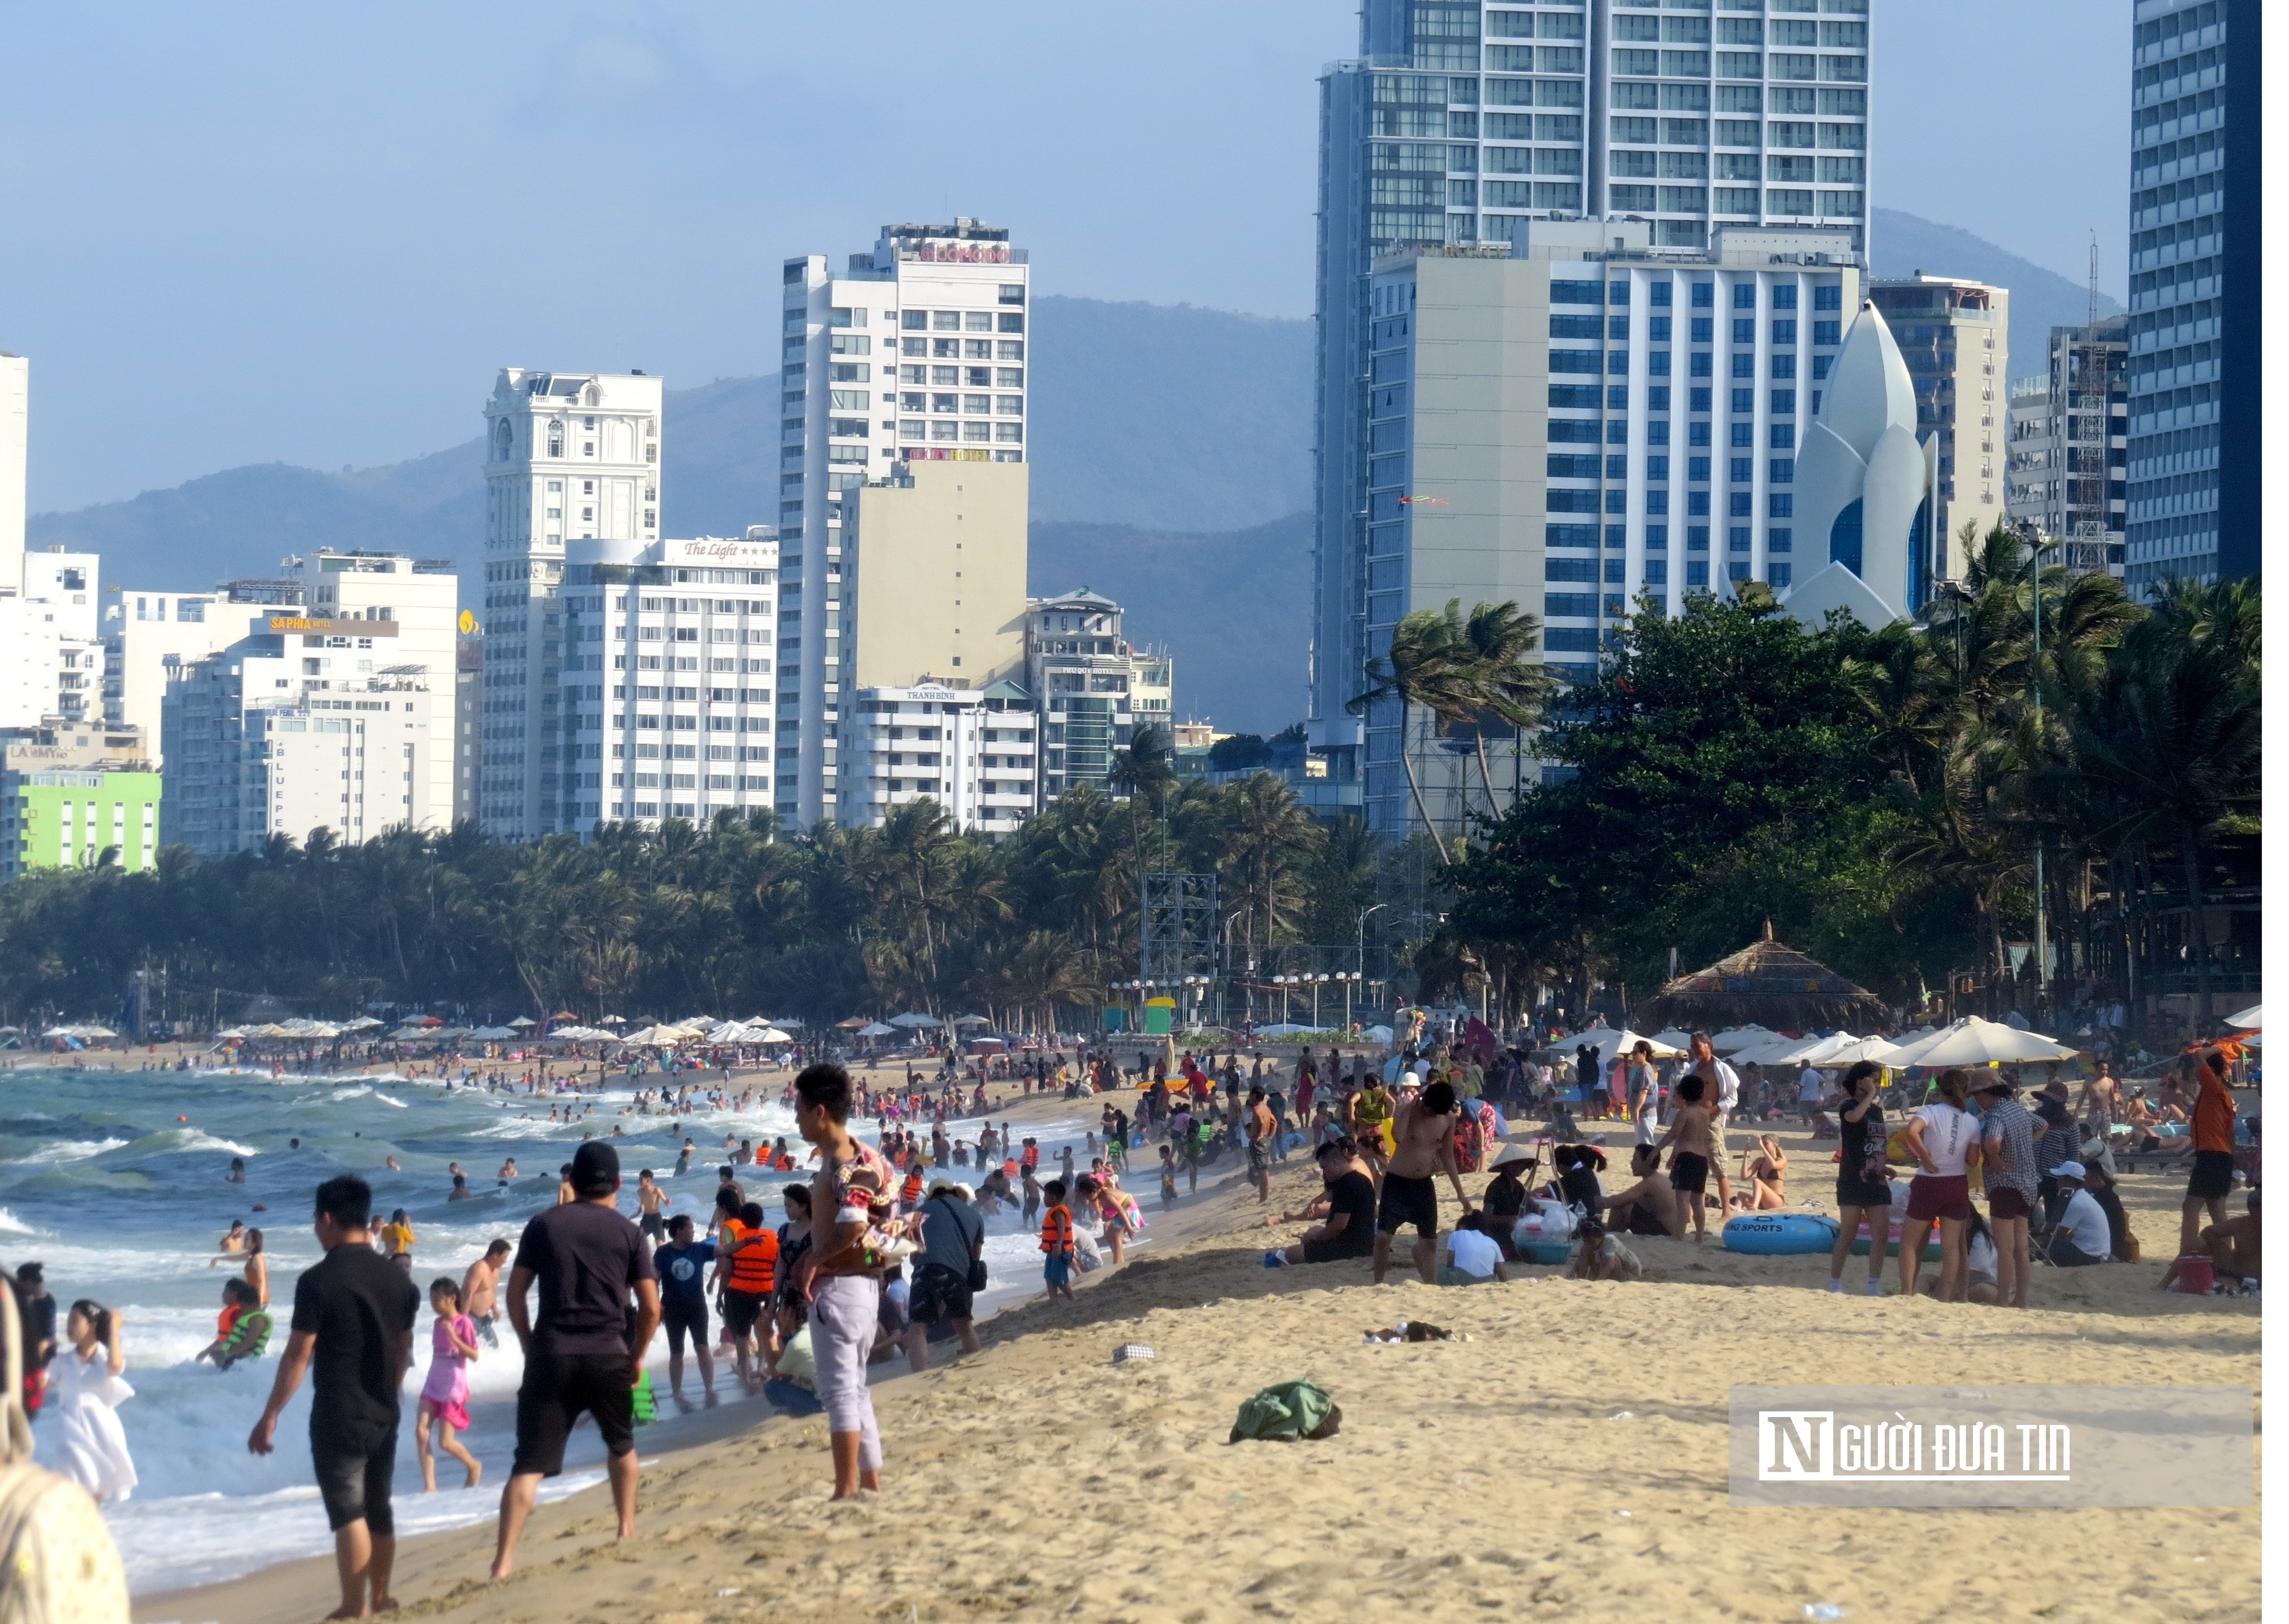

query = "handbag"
[931, 1197, 990, 1293]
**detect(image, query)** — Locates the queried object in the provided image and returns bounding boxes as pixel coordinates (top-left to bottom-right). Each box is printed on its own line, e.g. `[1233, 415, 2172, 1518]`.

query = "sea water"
[0, 1062, 1089, 1592]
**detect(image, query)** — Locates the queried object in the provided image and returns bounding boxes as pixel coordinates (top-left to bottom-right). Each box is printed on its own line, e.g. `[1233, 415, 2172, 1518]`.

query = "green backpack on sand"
[1228, 1379, 1341, 1444]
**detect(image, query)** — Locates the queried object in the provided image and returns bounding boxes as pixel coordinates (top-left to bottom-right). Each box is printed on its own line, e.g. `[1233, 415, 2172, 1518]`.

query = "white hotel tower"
[480, 369, 663, 839]
[776, 219, 1030, 826]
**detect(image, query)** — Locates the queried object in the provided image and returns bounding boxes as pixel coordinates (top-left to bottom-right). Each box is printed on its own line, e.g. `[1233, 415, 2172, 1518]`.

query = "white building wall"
[480, 370, 663, 841]
[843, 682, 1036, 833]
[559, 533, 779, 835]
[102, 590, 235, 765]
[780, 221, 1029, 827]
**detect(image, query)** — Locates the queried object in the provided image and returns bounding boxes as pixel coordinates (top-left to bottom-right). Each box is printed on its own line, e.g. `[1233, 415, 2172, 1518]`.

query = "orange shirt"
[2193, 1068, 2237, 1155]
[1039, 1204, 1074, 1255]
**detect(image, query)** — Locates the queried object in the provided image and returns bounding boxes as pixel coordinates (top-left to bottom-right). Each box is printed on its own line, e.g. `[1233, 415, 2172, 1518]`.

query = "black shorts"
[1669, 1152, 1709, 1195]
[312, 1428, 398, 1535]
[1301, 1237, 1373, 1264]
[2187, 1149, 2235, 1200]
[1836, 1177, 1891, 1210]
[909, 1262, 974, 1325]
[640, 1213, 666, 1241]
[513, 1352, 636, 1476]
[722, 1288, 769, 1337]
[1376, 1172, 1440, 1236]
[662, 1301, 709, 1355]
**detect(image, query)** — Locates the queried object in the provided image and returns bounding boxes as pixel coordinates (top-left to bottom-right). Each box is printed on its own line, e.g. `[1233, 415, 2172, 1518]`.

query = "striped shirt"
[1979, 1099, 2040, 1203]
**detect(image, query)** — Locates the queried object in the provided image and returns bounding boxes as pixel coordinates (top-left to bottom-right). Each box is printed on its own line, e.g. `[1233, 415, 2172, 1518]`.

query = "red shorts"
[1906, 1174, 1972, 1223]
[1988, 1187, 2033, 1222]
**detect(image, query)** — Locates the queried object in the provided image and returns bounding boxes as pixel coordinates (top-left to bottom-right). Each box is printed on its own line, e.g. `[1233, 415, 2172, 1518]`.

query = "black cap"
[571, 1140, 620, 1195]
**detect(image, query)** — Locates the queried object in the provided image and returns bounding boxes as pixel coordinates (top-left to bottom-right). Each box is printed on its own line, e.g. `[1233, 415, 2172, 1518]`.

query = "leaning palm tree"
[1349, 602, 1478, 862]
[1460, 599, 1564, 812]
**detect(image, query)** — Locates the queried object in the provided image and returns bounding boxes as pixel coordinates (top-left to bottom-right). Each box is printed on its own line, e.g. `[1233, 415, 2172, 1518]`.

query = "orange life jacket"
[724, 1220, 779, 1294]
[1039, 1205, 1073, 1255]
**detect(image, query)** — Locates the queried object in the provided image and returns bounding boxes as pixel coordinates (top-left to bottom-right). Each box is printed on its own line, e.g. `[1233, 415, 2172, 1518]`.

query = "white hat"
[2049, 1160, 2087, 1181]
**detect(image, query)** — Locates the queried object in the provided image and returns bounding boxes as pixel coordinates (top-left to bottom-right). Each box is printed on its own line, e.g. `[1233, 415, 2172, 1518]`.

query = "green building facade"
[0, 766, 163, 879]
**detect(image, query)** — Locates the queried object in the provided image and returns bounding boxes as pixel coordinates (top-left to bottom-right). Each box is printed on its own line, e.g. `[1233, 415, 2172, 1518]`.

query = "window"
[1769, 459, 1795, 483]
[1686, 562, 1709, 586]
[1770, 424, 1795, 450]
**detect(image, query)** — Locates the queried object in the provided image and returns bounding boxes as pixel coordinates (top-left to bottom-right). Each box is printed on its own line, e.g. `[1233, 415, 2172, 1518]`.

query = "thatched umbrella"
[1638, 926, 1893, 1035]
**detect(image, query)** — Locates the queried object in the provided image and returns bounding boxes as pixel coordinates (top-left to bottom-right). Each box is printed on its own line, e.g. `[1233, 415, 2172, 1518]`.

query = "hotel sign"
[269, 617, 400, 636]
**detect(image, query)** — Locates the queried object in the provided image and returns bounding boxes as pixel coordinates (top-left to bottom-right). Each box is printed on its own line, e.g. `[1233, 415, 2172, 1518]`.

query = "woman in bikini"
[1735, 1135, 1788, 1211]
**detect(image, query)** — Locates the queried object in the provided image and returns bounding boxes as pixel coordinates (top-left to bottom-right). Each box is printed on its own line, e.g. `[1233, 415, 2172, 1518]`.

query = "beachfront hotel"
[479, 368, 666, 841]
[776, 219, 1032, 827]
[552, 530, 781, 833]
[1309, 0, 1872, 795]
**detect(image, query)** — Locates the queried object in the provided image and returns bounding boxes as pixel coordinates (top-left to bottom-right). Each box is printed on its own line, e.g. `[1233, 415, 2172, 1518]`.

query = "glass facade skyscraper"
[1312, 0, 1872, 765]
[2124, 0, 2260, 587]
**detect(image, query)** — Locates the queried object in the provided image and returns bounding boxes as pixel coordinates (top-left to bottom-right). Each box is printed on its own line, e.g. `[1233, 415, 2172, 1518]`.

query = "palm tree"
[1461, 599, 1563, 812]
[1349, 602, 1478, 862]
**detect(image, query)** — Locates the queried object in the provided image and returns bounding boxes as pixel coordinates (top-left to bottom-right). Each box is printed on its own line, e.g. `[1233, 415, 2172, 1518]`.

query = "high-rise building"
[0, 732, 162, 879]
[1025, 588, 1173, 801]
[2006, 317, 2130, 575]
[0, 353, 25, 593]
[0, 547, 105, 734]
[454, 635, 482, 826]
[1346, 221, 1865, 840]
[1314, 0, 1873, 765]
[1867, 276, 2007, 581]
[555, 532, 780, 833]
[842, 680, 1038, 832]
[480, 369, 664, 839]
[101, 589, 228, 764]
[2125, 0, 2258, 586]
[779, 221, 1029, 826]
[160, 614, 444, 856]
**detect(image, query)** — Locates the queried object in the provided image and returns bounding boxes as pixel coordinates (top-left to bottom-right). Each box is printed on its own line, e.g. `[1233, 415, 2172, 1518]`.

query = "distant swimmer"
[213, 1220, 247, 1258]
[499, 1157, 518, 1184]
[227, 1157, 247, 1185]
[556, 1164, 576, 1204]
[448, 1173, 473, 1201]
[385, 1156, 401, 1171]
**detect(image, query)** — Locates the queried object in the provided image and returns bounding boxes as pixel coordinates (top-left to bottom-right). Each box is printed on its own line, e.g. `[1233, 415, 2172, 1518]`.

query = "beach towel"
[1229, 1378, 1341, 1444]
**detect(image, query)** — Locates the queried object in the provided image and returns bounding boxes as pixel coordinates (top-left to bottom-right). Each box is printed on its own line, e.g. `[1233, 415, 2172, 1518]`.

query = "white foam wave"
[0, 1206, 46, 1236]
[153, 1130, 261, 1156]
[5, 1137, 129, 1167]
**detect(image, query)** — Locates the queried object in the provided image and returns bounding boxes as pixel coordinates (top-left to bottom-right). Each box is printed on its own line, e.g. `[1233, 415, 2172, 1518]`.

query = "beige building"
[1867, 277, 2008, 586]
[845, 460, 1028, 692]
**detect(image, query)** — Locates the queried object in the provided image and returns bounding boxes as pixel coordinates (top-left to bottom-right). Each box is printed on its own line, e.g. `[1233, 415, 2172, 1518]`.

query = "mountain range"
[27, 213, 2108, 736]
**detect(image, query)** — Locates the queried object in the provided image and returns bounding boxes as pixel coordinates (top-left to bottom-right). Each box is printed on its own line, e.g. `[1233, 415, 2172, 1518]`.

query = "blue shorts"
[1044, 1254, 1072, 1289]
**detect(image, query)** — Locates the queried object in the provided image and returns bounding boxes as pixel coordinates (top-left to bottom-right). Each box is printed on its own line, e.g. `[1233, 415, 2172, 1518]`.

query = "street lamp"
[1357, 903, 1389, 982]
[2025, 532, 2055, 1021]
[1311, 973, 1331, 1029]
[1340, 970, 1361, 1031]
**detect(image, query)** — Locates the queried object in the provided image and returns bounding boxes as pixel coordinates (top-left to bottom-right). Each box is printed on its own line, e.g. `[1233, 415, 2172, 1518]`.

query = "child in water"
[416, 1277, 482, 1491]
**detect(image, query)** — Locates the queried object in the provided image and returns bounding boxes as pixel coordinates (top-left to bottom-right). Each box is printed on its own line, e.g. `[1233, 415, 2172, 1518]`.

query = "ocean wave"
[127, 1129, 261, 1157]
[4, 1136, 131, 1167]
[0, 1206, 46, 1236]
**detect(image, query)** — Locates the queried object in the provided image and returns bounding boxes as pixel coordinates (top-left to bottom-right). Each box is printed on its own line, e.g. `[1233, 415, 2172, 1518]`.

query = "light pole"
[1357, 903, 1388, 984]
[1311, 974, 1328, 1029]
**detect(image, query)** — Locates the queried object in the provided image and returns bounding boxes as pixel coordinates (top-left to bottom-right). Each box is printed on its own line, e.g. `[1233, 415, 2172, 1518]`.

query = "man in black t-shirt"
[491, 1141, 659, 1580]
[249, 1174, 421, 1621]
[1269, 1141, 1378, 1265]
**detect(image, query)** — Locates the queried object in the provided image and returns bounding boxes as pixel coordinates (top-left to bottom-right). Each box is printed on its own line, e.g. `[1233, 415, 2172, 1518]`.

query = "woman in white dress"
[51, 1299, 137, 1502]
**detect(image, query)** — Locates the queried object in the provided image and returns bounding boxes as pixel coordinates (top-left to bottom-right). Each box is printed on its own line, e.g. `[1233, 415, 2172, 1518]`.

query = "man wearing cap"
[904, 1178, 984, 1372]
[2042, 1163, 2111, 1267]
[1974, 1076, 2039, 1309]
[491, 1141, 660, 1579]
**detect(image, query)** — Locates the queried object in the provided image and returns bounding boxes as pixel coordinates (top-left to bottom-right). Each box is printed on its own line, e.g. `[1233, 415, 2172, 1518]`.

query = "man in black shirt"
[491, 1141, 659, 1579]
[249, 1174, 421, 1621]
[1269, 1141, 1378, 1265]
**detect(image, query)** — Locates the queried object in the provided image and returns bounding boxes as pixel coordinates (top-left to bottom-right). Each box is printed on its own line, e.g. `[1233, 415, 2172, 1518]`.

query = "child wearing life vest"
[1040, 1180, 1076, 1301]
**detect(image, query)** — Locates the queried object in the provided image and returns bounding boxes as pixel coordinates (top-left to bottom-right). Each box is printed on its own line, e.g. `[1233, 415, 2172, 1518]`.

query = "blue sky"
[1, 2, 2128, 511]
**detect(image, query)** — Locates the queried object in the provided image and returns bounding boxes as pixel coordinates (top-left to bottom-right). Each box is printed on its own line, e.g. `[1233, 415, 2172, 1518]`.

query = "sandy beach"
[122, 1090, 2260, 1624]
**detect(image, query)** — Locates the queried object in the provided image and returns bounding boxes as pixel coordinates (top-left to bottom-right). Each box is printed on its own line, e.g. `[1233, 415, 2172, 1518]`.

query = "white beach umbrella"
[1886, 1017, 2078, 1069]
[2225, 1003, 2261, 1029]
[1561, 1027, 1685, 1065]
[951, 1014, 992, 1027]
[890, 1012, 943, 1028]
[1819, 1035, 1914, 1068]
[507, 1016, 536, 1028]
[1711, 1025, 1780, 1053]
[340, 1016, 383, 1031]
[467, 1025, 518, 1040]
[857, 1022, 896, 1038]
[1647, 1028, 1696, 1052]
[751, 1027, 794, 1044]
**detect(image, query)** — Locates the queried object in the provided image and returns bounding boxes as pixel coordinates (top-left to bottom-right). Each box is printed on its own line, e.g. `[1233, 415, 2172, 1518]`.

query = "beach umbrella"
[2225, 1003, 2261, 1030]
[468, 1025, 517, 1040]
[1886, 1017, 2078, 1069]
[1820, 1035, 1914, 1068]
[340, 1016, 383, 1031]
[835, 1017, 870, 1030]
[951, 1014, 992, 1027]
[1558, 1027, 1684, 1065]
[1363, 1023, 1395, 1044]
[1744, 1031, 1857, 1068]
[507, 1016, 536, 1029]
[890, 1012, 943, 1028]
[1648, 1028, 1695, 1052]
[965, 1036, 1009, 1053]
[751, 1027, 794, 1044]
[1711, 1025, 1780, 1053]
[415, 1015, 444, 1026]
[857, 1022, 896, 1038]
[599, 1014, 627, 1026]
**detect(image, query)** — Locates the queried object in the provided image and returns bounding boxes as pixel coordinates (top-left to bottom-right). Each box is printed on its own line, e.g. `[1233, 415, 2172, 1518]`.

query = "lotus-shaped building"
[1782, 299, 1938, 628]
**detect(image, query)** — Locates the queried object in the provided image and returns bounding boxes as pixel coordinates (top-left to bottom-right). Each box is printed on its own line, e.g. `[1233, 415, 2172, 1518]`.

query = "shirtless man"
[1371, 1079, 1472, 1285]
[461, 1238, 512, 1349]
[1597, 1144, 1683, 1237]
[1244, 1087, 1276, 1204]
[2078, 1061, 2123, 1137]
[498, 1157, 519, 1185]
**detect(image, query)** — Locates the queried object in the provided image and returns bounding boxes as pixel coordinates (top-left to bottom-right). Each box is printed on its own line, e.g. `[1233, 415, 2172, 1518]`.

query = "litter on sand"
[1804, 1606, 1847, 1622]
[1114, 1343, 1156, 1363]
[1362, 1320, 1452, 1344]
